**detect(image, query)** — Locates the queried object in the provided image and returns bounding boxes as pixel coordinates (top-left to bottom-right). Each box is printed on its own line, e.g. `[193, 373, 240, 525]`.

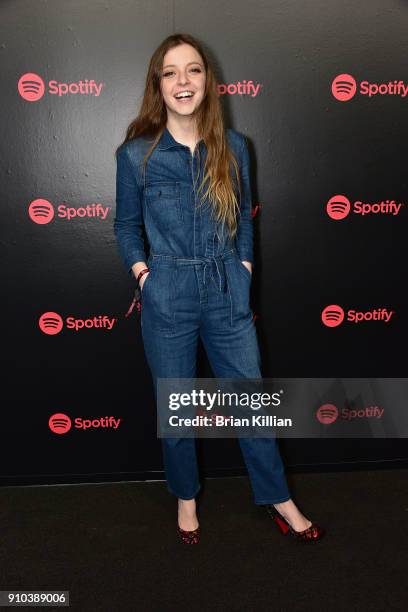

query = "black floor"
[1, 469, 407, 611]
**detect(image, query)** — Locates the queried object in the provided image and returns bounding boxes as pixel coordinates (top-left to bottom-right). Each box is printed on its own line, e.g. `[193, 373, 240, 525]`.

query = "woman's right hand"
[140, 271, 150, 292]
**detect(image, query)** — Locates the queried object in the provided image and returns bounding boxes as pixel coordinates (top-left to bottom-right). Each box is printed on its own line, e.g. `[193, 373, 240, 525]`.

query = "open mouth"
[174, 91, 195, 101]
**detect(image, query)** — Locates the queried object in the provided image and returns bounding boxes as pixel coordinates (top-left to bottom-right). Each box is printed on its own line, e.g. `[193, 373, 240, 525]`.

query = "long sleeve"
[236, 135, 254, 267]
[113, 145, 147, 277]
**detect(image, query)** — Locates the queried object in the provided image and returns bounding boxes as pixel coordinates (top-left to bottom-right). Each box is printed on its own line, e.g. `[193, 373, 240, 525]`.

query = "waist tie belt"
[125, 248, 236, 318]
[175, 253, 229, 293]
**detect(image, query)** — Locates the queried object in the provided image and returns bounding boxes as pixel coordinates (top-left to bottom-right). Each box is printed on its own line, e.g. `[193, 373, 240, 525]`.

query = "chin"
[170, 106, 198, 116]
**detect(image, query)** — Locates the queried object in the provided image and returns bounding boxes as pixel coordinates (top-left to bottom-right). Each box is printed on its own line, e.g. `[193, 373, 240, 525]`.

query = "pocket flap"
[145, 182, 180, 199]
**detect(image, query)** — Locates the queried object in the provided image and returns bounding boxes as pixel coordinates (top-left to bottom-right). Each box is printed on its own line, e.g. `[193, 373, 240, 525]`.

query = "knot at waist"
[150, 249, 236, 293]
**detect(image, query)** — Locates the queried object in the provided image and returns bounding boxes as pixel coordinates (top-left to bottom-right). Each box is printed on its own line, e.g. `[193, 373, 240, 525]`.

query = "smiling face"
[160, 43, 206, 120]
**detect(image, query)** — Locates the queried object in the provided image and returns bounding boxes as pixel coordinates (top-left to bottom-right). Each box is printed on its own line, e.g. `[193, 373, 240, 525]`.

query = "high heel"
[177, 524, 200, 544]
[177, 498, 200, 544]
[265, 504, 325, 542]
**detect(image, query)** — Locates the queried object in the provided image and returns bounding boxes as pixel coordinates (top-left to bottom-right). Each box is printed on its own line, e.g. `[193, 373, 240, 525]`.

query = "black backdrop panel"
[1, 0, 407, 484]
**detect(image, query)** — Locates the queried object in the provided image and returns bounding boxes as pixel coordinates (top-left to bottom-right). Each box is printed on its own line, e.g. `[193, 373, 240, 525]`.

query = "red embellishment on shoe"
[265, 505, 325, 542]
[274, 514, 290, 535]
[177, 525, 200, 545]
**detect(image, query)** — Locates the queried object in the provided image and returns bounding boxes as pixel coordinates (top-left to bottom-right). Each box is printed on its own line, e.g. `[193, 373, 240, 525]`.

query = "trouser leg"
[141, 265, 201, 500]
[200, 301, 291, 505]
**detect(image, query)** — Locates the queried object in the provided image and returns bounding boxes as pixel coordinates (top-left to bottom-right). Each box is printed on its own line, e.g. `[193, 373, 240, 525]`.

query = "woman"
[114, 33, 325, 545]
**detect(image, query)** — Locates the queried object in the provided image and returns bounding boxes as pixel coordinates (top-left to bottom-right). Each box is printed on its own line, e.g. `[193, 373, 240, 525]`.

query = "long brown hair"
[116, 33, 242, 239]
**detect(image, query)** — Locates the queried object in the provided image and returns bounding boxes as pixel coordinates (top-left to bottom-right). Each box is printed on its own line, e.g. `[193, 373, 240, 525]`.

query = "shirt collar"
[157, 126, 204, 151]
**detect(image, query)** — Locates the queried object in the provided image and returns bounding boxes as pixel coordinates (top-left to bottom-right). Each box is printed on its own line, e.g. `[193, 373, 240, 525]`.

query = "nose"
[177, 71, 190, 86]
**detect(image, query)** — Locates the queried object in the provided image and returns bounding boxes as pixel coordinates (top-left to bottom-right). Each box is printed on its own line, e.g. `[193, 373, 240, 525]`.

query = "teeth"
[175, 91, 194, 99]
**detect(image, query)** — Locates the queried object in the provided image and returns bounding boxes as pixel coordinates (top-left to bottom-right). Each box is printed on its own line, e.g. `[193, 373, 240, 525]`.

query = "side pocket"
[226, 259, 252, 324]
[237, 258, 252, 282]
[140, 265, 176, 335]
[140, 270, 152, 296]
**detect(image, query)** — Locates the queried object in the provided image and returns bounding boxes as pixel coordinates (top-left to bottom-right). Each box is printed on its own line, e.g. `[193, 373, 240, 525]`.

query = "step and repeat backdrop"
[1, 0, 407, 485]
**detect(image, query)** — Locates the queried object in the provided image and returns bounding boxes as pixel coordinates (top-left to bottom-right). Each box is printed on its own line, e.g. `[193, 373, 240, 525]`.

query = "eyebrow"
[162, 61, 203, 69]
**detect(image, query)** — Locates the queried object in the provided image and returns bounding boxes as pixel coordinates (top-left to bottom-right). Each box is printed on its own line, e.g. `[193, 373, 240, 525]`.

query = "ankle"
[178, 498, 197, 513]
[273, 499, 293, 512]
[178, 497, 196, 506]
[177, 499, 199, 531]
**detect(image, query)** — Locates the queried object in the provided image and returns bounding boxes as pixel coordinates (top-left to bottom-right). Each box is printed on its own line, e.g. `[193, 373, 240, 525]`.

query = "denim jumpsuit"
[114, 126, 291, 505]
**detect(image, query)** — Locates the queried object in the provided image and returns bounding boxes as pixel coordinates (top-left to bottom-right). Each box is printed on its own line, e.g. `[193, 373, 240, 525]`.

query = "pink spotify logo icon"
[316, 404, 339, 424]
[331, 74, 357, 101]
[326, 195, 351, 220]
[322, 305, 394, 326]
[327, 195, 403, 219]
[321, 305, 344, 328]
[18, 73, 45, 101]
[29, 199, 55, 224]
[49, 413, 72, 434]
[29, 199, 110, 223]
[39, 312, 64, 335]
[39, 312, 117, 333]
[18, 73, 104, 100]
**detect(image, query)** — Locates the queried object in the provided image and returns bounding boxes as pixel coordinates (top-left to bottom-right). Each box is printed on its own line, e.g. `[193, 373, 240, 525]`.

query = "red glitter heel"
[177, 524, 200, 544]
[265, 504, 325, 542]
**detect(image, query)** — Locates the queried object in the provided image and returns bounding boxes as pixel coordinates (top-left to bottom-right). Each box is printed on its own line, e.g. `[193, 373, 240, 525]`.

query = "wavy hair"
[116, 32, 242, 239]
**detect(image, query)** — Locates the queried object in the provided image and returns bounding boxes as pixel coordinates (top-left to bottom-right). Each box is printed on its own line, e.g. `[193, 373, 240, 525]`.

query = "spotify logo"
[327, 195, 403, 220]
[331, 74, 357, 102]
[18, 72, 104, 101]
[321, 305, 344, 328]
[322, 305, 395, 327]
[326, 195, 351, 220]
[332, 74, 408, 101]
[39, 312, 64, 335]
[316, 404, 339, 424]
[217, 81, 261, 97]
[49, 413, 72, 434]
[29, 199, 110, 224]
[18, 73, 45, 101]
[29, 199, 55, 224]
[48, 413, 121, 434]
[38, 312, 117, 334]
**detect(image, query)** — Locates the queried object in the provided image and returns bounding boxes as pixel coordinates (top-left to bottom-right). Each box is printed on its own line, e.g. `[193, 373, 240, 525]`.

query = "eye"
[162, 66, 202, 78]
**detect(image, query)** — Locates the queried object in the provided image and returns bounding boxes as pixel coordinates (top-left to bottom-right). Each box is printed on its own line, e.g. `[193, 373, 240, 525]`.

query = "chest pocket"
[144, 182, 182, 229]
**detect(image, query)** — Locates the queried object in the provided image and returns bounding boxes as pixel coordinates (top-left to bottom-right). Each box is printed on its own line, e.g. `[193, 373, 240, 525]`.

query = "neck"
[166, 115, 200, 145]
